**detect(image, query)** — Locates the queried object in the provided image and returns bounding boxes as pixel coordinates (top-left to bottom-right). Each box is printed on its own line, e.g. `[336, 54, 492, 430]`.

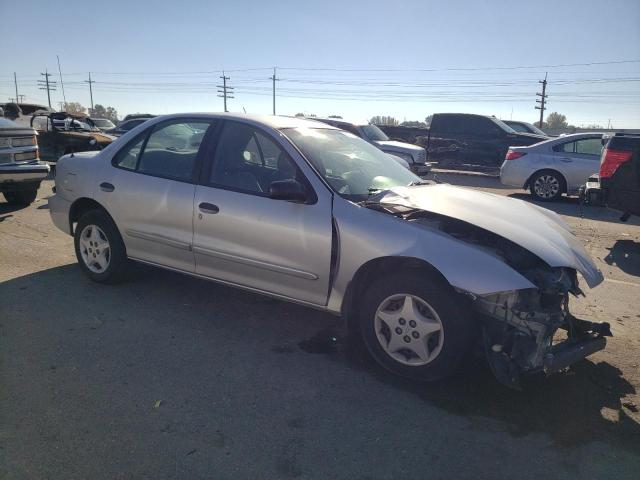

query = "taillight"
[600, 149, 632, 178]
[505, 150, 526, 160]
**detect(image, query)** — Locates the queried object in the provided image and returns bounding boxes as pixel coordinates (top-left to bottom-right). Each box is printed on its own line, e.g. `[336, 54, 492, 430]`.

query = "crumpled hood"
[372, 184, 604, 288]
[374, 140, 425, 152]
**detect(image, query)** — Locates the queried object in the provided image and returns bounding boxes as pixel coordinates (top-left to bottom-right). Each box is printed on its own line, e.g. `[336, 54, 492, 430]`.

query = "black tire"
[74, 209, 129, 284]
[530, 170, 564, 202]
[358, 272, 476, 381]
[3, 188, 38, 206]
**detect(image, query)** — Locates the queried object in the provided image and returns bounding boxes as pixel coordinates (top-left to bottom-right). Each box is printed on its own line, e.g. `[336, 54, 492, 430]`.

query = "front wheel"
[3, 188, 38, 206]
[530, 171, 564, 202]
[358, 272, 476, 381]
[74, 209, 129, 283]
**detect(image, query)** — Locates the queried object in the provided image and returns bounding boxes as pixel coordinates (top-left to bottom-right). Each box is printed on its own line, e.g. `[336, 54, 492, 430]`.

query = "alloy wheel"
[79, 224, 111, 273]
[374, 294, 444, 366]
[533, 174, 560, 199]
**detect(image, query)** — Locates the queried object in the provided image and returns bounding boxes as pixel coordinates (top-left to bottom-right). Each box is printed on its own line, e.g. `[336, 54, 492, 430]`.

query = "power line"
[277, 59, 640, 73]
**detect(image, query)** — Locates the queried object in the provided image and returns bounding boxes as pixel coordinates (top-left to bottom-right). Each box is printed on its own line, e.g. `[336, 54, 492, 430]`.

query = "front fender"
[327, 199, 534, 313]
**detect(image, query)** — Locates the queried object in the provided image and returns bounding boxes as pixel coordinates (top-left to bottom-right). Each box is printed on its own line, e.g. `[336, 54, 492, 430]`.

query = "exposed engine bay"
[364, 201, 612, 388]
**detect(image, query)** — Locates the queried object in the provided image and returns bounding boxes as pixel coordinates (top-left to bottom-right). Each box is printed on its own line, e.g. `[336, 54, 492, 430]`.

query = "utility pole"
[85, 73, 95, 112]
[57, 55, 67, 111]
[18, 94, 25, 103]
[38, 70, 57, 109]
[535, 72, 548, 128]
[270, 67, 279, 115]
[13, 72, 18, 104]
[216, 72, 234, 112]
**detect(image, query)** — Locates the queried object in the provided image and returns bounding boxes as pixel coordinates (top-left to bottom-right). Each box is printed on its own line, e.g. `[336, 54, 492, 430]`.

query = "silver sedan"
[500, 132, 603, 201]
[49, 113, 609, 387]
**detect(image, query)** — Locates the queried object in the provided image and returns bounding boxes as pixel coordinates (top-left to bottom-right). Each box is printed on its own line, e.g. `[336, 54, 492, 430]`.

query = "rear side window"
[466, 116, 501, 135]
[112, 119, 212, 181]
[555, 138, 602, 155]
[433, 115, 459, 133]
[574, 138, 602, 155]
[557, 141, 575, 153]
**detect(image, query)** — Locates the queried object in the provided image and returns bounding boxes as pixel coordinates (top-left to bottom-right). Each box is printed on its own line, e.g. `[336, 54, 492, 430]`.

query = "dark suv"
[582, 133, 640, 220]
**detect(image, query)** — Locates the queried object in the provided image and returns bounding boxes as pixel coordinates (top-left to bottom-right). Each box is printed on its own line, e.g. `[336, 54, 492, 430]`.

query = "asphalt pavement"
[1, 178, 639, 479]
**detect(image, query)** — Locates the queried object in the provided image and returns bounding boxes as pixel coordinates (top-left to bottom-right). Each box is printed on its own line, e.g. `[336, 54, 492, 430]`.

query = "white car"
[500, 133, 603, 201]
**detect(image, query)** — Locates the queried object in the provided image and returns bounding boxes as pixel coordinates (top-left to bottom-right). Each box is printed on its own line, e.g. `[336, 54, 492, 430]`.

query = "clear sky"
[1, 0, 639, 127]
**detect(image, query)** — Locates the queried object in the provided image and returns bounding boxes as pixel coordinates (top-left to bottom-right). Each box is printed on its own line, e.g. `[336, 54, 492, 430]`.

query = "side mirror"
[268, 179, 307, 203]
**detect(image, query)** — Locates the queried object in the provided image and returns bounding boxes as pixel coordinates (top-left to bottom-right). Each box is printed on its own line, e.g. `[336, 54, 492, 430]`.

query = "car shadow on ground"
[604, 240, 640, 277]
[2, 263, 639, 455]
[0, 201, 29, 216]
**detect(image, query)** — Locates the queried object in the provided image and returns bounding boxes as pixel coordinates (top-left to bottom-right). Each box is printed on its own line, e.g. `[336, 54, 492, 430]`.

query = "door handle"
[560, 157, 573, 163]
[198, 202, 219, 214]
[99, 182, 115, 192]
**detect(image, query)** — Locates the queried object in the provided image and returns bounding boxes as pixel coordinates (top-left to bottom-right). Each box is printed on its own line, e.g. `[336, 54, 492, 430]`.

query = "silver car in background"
[49, 113, 610, 387]
[500, 133, 603, 201]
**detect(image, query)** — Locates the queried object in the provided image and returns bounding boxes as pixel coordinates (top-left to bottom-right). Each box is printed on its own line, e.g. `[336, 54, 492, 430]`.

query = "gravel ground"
[1, 178, 639, 479]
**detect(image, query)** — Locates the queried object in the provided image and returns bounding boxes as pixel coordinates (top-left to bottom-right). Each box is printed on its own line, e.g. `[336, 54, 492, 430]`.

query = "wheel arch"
[68, 197, 115, 235]
[525, 168, 568, 193]
[341, 256, 454, 334]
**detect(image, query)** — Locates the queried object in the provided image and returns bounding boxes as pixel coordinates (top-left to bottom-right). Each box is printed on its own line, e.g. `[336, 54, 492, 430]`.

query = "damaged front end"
[474, 272, 611, 389]
[390, 206, 612, 388]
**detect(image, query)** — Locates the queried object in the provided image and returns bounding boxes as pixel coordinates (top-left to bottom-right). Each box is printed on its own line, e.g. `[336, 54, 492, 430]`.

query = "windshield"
[523, 123, 546, 136]
[503, 121, 529, 133]
[490, 117, 517, 133]
[284, 127, 419, 201]
[92, 118, 115, 128]
[360, 124, 389, 142]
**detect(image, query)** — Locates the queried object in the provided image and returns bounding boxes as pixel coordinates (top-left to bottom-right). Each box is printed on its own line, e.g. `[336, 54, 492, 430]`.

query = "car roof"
[142, 113, 339, 130]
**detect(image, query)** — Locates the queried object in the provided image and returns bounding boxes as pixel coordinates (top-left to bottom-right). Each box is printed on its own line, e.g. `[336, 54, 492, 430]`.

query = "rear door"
[553, 136, 602, 190]
[193, 120, 333, 305]
[95, 117, 214, 272]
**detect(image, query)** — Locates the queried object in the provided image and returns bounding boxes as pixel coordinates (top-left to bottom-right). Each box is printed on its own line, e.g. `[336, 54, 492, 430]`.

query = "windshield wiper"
[407, 180, 430, 186]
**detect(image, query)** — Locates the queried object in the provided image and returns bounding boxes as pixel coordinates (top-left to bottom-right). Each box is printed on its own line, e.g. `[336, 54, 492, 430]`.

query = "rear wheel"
[3, 188, 38, 206]
[74, 209, 129, 283]
[358, 272, 476, 381]
[530, 170, 564, 202]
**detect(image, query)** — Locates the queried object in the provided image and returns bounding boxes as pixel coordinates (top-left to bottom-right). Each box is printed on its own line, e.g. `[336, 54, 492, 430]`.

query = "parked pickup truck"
[581, 133, 640, 221]
[0, 117, 49, 205]
[418, 113, 548, 172]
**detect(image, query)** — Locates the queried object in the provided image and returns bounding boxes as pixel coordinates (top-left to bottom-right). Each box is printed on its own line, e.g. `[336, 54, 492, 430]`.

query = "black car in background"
[419, 113, 548, 172]
[502, 120, 547, 137]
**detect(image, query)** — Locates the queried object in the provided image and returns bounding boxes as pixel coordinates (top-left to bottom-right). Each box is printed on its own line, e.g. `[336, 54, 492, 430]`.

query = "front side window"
[208, 122, 299, 194]
[284, 127, 418, 201]
[112, 119, 211, 181]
